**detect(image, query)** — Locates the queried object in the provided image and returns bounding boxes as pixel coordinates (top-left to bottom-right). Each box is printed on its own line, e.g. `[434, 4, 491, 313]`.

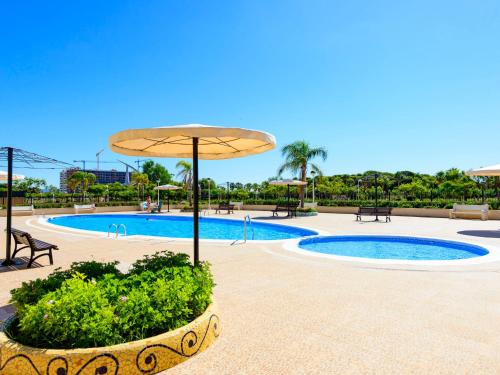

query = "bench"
[449, 204, 488, 221]
[74, 204, 96, 214]
[355, 207, 392, 222]
[229, 201, 243, 210]
[11, 228, 58, 268]
[272, 205, 297, 217]
[12, 205, 34, 216]
[215, 203, 234, 214]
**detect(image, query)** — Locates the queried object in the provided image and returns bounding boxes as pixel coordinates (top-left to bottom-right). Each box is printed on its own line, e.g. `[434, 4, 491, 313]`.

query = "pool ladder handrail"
[243, 214, 254, 242]
[108, 224, 117, 238]
[117, 223, 127, 237]
[108, 223, 127, 238]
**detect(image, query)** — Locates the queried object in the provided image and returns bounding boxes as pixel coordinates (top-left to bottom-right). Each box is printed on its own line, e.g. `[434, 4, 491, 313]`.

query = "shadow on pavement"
[457, 230, 500, 238]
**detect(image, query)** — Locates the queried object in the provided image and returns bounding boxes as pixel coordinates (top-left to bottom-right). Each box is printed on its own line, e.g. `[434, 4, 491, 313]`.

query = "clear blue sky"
[1, 0, 499, 187]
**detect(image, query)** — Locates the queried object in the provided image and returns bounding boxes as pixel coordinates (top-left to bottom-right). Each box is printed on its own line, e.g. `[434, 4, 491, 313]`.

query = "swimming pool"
[48, 214, 318, 241]
[297, 236, 489, 261]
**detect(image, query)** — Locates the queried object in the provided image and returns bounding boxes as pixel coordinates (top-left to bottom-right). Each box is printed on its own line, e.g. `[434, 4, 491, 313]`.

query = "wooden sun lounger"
[11, 228, 58, 268]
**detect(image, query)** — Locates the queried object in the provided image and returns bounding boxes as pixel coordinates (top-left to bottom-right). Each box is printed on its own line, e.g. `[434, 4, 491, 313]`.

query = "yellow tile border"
[0, 303, 220, 375]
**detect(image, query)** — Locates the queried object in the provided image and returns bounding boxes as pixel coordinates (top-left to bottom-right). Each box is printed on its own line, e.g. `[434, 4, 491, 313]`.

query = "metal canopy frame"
[0, 147, 73, 266]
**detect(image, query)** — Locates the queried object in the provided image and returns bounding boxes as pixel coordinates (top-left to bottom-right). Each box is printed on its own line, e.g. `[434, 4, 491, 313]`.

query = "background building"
[59, 168, 132, 192]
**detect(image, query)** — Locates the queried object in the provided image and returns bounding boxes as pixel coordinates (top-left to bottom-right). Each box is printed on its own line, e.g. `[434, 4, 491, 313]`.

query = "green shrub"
[7, 252, 214, 349]
[14, 274, 120, 348]
[129, 251, 191, 274]
[10, 261, 121, 313]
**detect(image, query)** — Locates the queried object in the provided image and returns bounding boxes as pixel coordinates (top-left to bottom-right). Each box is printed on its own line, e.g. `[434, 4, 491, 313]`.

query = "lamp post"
[156, 180, 160, 206]
[207, 178, 211, 211]
[357, 179, 362, 200]
[361, 173, 380, 221]
[226, 181, 230, 204]
[311, 170, 316, 203]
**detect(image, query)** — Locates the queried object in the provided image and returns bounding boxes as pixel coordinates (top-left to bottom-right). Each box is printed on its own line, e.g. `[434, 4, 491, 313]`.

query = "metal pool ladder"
[108, 223, 127, 238]
[243, 214, 254, 242]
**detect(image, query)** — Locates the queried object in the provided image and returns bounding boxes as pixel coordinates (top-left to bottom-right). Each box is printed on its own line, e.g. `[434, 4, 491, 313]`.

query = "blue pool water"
[48, 214, 317, 240]
[298, 236, 489, 260]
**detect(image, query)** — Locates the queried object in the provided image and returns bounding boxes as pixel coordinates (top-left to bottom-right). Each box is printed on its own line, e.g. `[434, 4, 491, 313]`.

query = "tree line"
[2, 140, 498, 208]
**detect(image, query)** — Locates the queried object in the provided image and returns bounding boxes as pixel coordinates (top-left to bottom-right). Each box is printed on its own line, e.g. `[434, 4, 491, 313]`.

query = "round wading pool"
[297, 235, 489, 261]
[47, 214, 318, 241]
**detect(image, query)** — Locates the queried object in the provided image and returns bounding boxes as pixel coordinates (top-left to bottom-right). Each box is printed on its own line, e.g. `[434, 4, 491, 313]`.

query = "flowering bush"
[10, 260, 121, 314]
[7, 251, 214, 349]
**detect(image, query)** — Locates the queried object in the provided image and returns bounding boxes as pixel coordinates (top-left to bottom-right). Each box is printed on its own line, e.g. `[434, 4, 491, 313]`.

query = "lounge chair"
[11, 228, 58, 268]
[151, 201, 163, 213]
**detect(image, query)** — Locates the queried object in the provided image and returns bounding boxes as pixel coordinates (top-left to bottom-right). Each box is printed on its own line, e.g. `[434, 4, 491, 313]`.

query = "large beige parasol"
[109, 124, 276, 263]
[109, 124, 275, 160]
[466, 164, 500, 177]
[269, 179, 307, 216]
[154, 184, 181, 212]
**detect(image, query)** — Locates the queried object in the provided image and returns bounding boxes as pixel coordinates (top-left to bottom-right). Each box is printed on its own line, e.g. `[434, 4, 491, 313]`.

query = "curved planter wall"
[0, 304, 220, 375]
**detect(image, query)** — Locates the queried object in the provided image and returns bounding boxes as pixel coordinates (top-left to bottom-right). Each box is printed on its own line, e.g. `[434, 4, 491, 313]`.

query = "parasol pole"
[193, 137, 199, 264]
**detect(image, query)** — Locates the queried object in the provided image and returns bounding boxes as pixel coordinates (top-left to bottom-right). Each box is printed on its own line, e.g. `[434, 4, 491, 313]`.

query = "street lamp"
[311, 170, 317, 203]
[357, 179, 362, 200]
[156, 179, 161, 206]
[207, 178, 211, 211]
[363, 173, 380, 221]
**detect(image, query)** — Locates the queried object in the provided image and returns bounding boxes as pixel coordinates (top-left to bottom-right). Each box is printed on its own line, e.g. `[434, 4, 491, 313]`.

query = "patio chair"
[151, 201, 163, 213]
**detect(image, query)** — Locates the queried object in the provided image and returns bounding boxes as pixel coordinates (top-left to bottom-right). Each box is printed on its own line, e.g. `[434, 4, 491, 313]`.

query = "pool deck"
[1, 211, 500, 374]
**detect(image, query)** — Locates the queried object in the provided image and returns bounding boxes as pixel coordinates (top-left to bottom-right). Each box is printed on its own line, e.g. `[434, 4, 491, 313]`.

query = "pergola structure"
[269, 179, 307, 216]
[0, 147, 72, 266]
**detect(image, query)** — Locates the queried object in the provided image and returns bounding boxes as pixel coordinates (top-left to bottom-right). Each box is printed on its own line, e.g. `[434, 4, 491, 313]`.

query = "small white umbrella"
[154, 184, 181, 212]
[466, 164, 500, 203]
[0, 171, 25, 181]
[466, 164, 500, 177]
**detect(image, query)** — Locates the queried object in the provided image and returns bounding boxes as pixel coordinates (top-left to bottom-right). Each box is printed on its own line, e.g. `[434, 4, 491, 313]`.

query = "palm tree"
[176, 160, 193, 206]
[131, 172, 149, 200]
[278, 141, 328, 207]
[67, 172, 96, 201]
